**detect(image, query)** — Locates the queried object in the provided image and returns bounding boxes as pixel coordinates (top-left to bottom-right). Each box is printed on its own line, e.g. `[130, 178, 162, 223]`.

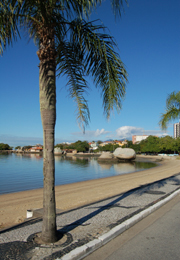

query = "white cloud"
[116, 126, 168, 140]
[116, 126, 143, 139]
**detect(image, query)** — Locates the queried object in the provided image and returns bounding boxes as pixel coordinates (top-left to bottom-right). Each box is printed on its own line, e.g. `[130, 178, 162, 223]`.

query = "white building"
[89, 142, 98, 150]
[174, 123, 180, 138]
[132, 135, 149, 144]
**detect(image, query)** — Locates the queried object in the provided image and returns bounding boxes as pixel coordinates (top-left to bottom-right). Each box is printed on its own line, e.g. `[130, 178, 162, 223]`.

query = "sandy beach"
[0, 155, 180, 230]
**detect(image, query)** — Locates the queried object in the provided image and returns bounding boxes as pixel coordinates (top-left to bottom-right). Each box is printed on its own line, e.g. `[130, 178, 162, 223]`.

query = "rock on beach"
[113, 148, 136, 160]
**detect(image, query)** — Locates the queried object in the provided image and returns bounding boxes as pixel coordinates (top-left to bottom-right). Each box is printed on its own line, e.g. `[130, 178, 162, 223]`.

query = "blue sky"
[0, 0, 180, 147]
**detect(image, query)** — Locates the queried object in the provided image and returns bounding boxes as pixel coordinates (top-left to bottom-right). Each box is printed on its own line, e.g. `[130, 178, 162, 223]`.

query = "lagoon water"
[0, 153, 156, 194]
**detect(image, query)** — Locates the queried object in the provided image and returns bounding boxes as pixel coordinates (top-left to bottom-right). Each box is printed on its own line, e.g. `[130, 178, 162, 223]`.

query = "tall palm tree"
[159, 91, 180, 130]
[0, 0, 128, 243]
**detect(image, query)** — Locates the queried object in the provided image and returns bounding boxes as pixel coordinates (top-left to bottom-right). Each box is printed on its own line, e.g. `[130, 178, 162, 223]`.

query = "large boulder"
[113, 148, 136, 160]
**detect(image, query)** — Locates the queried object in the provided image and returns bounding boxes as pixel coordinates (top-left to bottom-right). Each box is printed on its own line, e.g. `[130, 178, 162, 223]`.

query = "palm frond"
[67, 18, 128, 119]
[159, 108, 180, 130]
[111, 0, 128, 17]
[166, 91, 180, 110]
[0, 0, 20, 55]
[159, 91, 180, 130]
[58, 0, 127, 20]
[56, 40, 90, 131]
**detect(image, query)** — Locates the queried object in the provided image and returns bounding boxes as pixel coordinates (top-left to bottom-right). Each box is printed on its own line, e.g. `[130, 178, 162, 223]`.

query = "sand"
[0, 155, 180, 229]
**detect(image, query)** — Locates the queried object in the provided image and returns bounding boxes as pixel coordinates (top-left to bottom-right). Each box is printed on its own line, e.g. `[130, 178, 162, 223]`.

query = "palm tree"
[0, 0, 128, 243]
[159, 91, 180, 130]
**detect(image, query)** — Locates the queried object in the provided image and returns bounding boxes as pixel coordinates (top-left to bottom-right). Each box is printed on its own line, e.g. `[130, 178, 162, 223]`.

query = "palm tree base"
[33, 231, 63, 244]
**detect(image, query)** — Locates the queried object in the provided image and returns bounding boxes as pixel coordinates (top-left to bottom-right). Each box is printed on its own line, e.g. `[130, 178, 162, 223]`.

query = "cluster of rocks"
[98, 148, 136, 162]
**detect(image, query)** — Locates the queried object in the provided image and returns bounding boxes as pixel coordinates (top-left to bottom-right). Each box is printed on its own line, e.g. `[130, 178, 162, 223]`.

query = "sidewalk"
[0, 173, 180, 260]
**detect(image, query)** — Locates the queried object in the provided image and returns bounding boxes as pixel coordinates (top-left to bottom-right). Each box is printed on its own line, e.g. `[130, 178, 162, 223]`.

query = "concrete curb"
[58, 189, 180, 260]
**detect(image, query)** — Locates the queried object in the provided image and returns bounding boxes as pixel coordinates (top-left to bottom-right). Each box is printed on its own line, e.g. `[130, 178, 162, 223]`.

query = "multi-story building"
[132, 135, 149, 144]
[174, 123, 180, 138]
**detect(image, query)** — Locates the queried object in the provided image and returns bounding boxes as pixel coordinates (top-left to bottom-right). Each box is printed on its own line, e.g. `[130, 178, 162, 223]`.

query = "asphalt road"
[83, 193, 180, 260]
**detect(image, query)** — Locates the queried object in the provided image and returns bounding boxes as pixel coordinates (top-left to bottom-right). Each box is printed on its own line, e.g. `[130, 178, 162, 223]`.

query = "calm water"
[0, 153, 156, 194]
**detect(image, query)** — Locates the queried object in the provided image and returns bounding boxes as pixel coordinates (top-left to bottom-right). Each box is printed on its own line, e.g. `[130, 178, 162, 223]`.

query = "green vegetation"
[69, 141, 90, 152]
[159, 91, 180, 130]
[140, 136, 160, 154]
[123, 135, 180, 154]
[0, 143, 13, 150]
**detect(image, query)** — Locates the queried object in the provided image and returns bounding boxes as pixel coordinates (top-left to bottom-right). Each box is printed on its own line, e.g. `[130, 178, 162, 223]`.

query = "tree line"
[125, 135, 180, 154]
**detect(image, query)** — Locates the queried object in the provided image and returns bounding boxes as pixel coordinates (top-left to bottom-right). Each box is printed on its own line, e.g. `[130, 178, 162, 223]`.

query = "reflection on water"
[114, 162, 136, 174]
[98, 163, 112, 170]
[0, 154, 156, 194]
[14, 152, 42, 160]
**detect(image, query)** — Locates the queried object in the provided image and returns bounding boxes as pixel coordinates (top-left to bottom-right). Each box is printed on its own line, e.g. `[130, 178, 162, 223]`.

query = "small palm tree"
[159, 91, 180, 130]
[1, 0, 128, 243]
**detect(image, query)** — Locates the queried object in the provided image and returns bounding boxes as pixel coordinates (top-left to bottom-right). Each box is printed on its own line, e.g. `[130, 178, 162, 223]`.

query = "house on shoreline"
[28, 146, 43, 153]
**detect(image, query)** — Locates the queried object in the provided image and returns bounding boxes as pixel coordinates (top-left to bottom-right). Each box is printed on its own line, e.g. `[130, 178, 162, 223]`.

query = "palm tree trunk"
[37, 25, 58, 243]
[39, 47, 57, 243]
